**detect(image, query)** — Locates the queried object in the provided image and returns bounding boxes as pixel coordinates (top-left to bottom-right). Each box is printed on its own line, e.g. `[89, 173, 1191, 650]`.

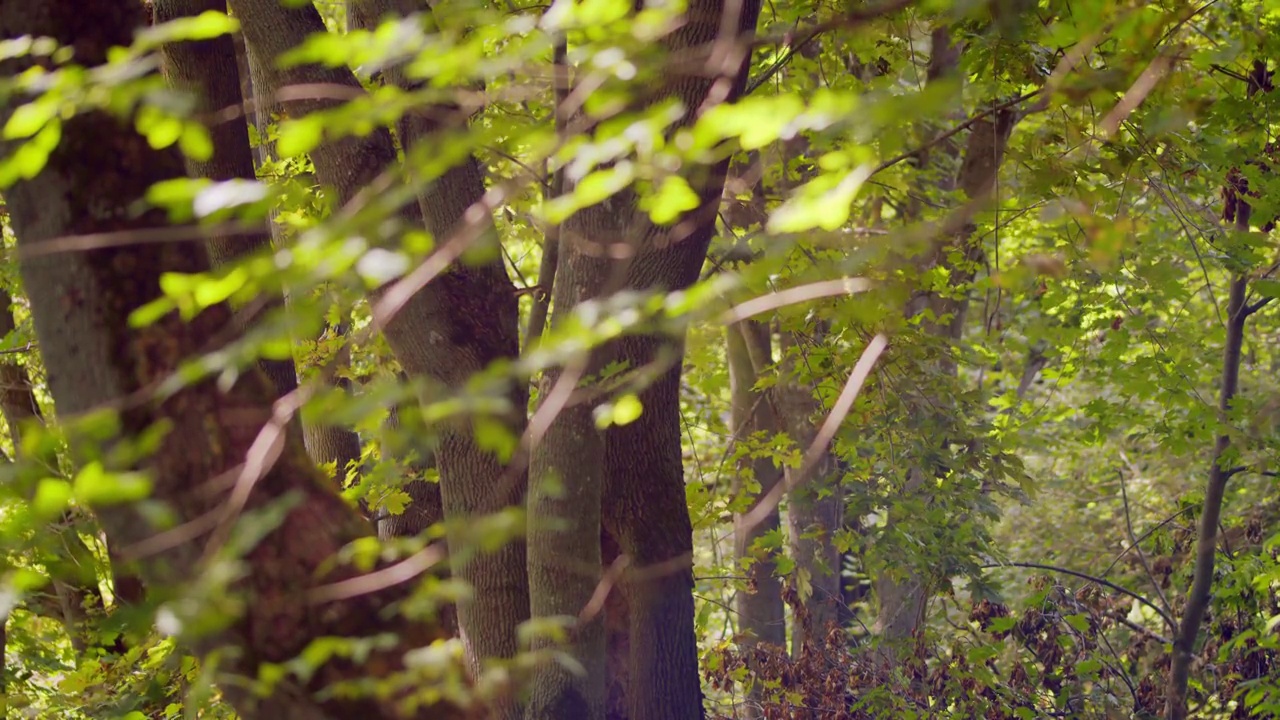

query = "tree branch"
[981, 561, 1175, 630]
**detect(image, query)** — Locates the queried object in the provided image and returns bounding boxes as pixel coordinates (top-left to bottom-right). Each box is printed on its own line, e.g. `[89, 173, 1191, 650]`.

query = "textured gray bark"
[0, 3, 467, 718]
[526, 1, 762, 717]
[228, 0, 529, 685]
[376, 401, 445, 538]
[0, 291, 116, 655]
[154, 0, 299, 400]
[775, 330, 844, 657]
[726, 320, 785, 718]
[727, 320, 786, 652]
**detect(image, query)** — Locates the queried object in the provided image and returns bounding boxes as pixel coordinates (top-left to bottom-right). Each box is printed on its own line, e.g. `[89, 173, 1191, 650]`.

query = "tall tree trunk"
[156, 0, 372, 503]
[0, 3, 467, 718]
[236, 27, 367, 497]
[1166, 60, 1273, 720]
[875, 102, 1018, 648]
[0, 291, 118, 654]
[227, 0, 529, 688]
[726, 319, 785, 717]
[527, 2, 762, 717]
[775, 329, 844, 657]
[154, 0, 297, 398]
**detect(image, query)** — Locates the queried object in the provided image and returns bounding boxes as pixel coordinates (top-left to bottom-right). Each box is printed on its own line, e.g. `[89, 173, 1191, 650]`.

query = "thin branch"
[1244, 295, 1274, 316]
[980, 561, 1175, 630]
[1100, 505, 1195, 579]
[1117, 468, 1172, 617]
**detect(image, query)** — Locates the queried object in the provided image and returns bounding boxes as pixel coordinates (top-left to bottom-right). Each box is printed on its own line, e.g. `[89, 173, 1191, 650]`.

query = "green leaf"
[136, 11, 239, 48]
[73, 461, 153, 505]
[1062, 613, 1091, 633]
[611, 394, 643, 426]
[641, 176, 700, 225]
[1253, 279, 1280, 299]
[593, 394, 644, 429]
[136, 111, 184, 151]
[3, 97, 56, 140]
[31, 478, 73, 520]
[768, 165, 872, 234]
[179, 123, 214, 162]
[277, 116, 326, 158]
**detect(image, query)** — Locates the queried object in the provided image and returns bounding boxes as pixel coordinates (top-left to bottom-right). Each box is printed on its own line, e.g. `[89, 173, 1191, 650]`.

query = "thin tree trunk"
[524, 38, 567, 349]
[1164, 276, 1248, 719]
[775, 329, 843, 657]
[229, 0, 529, 687]
[726, 320, 785, 717]
[874, 31, 1018, 646]
[0, 3, 466, 719]
[0, 291, 118, 654]
[1166, 61, 1273, 720]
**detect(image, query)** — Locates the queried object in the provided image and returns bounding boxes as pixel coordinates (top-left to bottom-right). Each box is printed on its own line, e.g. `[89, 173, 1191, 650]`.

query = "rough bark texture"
[0, 291, 118, 654]
[376, 401, 445, 538]
[726, 320, 785, 717]
[775, 329, 843, 658]
[0, 3, 469, 719]
[154, 0, 299, 401]
[228, 0, 529, 687]
[526, 1, 762, 717]
[728, 321, 786, 650]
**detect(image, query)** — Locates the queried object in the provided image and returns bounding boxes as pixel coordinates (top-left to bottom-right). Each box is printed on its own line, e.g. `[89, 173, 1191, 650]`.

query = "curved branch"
[980, 561, 1175, 630]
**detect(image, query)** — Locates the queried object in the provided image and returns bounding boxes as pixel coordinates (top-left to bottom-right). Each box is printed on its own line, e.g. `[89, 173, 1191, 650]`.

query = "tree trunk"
[377, 401, 446, 538]
[775, 329, 843, 657]
[155, 0, 374, 506]
[227, 0, 530, 688]
[0, 291, 120, 654]
[527, 2, 762, 718]
[154, 0, 299, 400]
[875, 101, 1018, 648]
[0, 3, 469, 719]
[726, 319, 785, 717]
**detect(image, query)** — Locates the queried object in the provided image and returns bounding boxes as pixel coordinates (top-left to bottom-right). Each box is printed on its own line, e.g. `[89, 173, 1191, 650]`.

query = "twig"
[1117, 468, 1172, 617]
[980, 561, 1175, 630]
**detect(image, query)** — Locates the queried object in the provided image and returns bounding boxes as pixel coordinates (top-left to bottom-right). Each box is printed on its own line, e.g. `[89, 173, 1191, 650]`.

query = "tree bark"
[726, 319, 785, 717]
[775, 329, 843, 657]
[376, 401, 446, 538]
[526, 2, 762, 717]
[0, 3, 469, 719]
[154, 0, 300, 400]
[157, 0, 372, 505]
[727, 320, 786, 652]
[228, 0, 529, 688]
[0, 291, 120, 654]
